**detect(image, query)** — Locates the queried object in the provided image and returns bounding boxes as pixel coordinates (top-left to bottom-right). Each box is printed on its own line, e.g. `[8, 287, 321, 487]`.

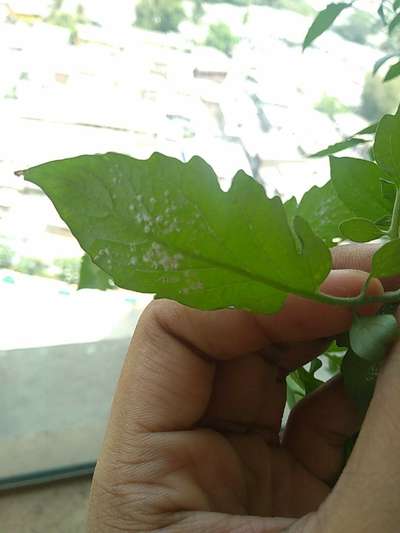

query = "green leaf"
[307, 138, 368, 159]
[297, 181, 353, 245]
[330, 156, 390, 220]
[286, 374, 305, 409]
[373, 52, 400, 75]
[306, 122, 377, 159]
[286, 358, 323, 408]
[381, 178, 397, 203]
[78, 253, 114, 290]
[325, 352, 345, 374]
[375, 214, 392, 230]
[342, 348, 380, 412]
[355, 123, 378, 135]
[374, 114, 400, 181]
[395, 0, 400, 10]
[349, 314, 399, 362]
[296, 361, 323, 395]
[292, 216, 332, 286]
[371, 238, 400, 278]
[284, 196, 298, 225]
[296, 182, 349, 245]
[339, 218, 382, 242]
[22, 153, 332, 314]
[303, 3, 352, 50]
[310, 358, 323, 376]
[378, 0, 391, 24]
[389, 12, 400, 33]
[295, 369, 322, 395]
[384, 60, 400, 81]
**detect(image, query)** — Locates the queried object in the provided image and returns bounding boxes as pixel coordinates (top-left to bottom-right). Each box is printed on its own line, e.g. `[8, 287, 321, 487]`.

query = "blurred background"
[1, 0, 399, 530]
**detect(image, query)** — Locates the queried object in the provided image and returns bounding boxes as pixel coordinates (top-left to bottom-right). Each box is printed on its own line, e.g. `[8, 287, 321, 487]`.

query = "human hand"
[88, 244, 400, 532]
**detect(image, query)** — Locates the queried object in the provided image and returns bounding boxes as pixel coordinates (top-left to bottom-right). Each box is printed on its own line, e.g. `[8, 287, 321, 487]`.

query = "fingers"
[201, 354, 286, 436]
[109, 300, 216, 433]
[257, 270, 382, 344]
[332, 243, 400, 290]
[104, 269, 380, 437]
[165, 512, 296, 533]
[314, 313, 400, 532]
[331, 243, 379, 272]
[202, 340, 329, 435]
[282, 376, 361, 485]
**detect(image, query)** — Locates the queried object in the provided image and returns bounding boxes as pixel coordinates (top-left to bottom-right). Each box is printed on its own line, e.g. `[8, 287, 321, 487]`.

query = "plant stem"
[314, 288, 400, 307]
[386, 186, 400, 240]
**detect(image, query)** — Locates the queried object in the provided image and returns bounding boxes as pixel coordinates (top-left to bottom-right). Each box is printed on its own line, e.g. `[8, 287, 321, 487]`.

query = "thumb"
[316, 312, 400, 533]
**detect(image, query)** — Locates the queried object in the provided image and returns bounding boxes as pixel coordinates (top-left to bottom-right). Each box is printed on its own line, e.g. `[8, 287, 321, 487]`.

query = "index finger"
[332, 243, 400, 291]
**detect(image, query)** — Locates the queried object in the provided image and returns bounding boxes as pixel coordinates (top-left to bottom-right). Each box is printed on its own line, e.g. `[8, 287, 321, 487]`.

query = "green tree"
[0, 244, 14, 269]
[335, 11, 381, 45]
[205, 22, 239, 56]
[192, 0, 205, 23]
[16, 257, 47, 277]
[135, 0, 186, 33]
[54, 257, 81, 284]
[360, 73, 400, 121]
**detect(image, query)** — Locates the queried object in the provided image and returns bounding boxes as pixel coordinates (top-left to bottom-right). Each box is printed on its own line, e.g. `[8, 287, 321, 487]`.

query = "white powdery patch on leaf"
[142, 242, 184, 271]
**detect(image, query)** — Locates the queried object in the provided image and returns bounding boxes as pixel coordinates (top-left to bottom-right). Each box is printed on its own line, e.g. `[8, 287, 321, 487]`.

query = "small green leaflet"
[374, 113, 400, 181]
[372, 238, 400, 277]
[305, 122, 376, 159]
[384, 60, 400, 82]
[339, 218, 382, 242]
[349, 314, 398, 362]
[297, 181, 353, 245]
[330, 156, 391, 221]
[342, 348, 380, 413]
[22, 152, 331, 314]
[78, 253, 114, 290]
[343, 312, 398, 413]
[307, 138, 368, 159]
[303, 3, 352, 50]
[395, 0, 400, 11]
[356, 123, 378, 135]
